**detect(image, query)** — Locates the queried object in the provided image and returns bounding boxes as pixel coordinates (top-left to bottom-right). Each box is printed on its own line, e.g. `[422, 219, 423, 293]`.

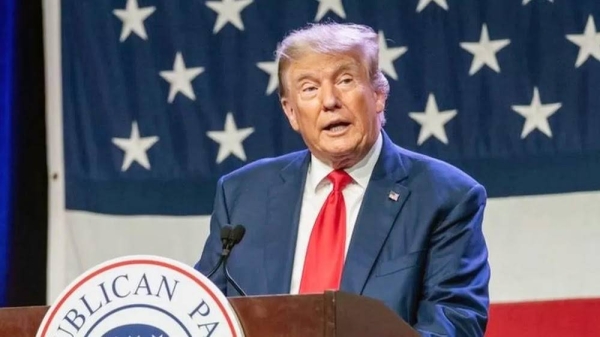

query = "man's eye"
[339, 78, 353, 84]
[302, 86, 317, 92]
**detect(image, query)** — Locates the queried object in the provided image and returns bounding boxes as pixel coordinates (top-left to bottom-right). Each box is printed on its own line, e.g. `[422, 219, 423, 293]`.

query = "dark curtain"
[0, 0, 47, 306]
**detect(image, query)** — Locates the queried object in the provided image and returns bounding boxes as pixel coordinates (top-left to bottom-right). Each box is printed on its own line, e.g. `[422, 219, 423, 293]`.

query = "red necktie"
[299, 169, 353, 293]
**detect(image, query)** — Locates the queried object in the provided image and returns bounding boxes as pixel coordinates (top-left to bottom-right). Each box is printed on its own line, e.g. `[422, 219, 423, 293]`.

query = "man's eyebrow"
[293, 72, 318, 84]
[335, 63, 360, 74]
[292, 62, 361, 84]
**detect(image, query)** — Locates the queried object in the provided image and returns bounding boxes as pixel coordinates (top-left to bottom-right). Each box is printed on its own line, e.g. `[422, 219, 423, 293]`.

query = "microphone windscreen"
[231, 225, 246, 244]
[220, 226, 233, 247]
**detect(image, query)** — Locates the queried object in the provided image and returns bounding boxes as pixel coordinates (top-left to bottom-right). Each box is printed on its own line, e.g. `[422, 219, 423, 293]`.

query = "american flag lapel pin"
[388, 191, 399, 201]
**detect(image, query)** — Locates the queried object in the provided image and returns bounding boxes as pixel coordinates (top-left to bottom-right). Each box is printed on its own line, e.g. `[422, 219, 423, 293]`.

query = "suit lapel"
[263, 151, 310, 294]
[341, 132, 411, 294]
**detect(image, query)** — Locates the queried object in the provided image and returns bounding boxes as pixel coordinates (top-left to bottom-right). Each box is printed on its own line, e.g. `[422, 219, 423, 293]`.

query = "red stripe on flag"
[486, 298, 600, 337]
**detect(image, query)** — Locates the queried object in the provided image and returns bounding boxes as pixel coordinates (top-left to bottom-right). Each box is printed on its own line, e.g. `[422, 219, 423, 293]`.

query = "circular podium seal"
[36, 255, 245, 337]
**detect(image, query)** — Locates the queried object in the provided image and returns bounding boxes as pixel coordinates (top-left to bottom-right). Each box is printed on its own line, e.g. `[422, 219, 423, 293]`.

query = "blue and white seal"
[36, 255, 244, 337]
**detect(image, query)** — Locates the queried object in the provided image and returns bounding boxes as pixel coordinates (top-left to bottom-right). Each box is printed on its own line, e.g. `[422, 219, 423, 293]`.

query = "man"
[195, 22, 490, 336]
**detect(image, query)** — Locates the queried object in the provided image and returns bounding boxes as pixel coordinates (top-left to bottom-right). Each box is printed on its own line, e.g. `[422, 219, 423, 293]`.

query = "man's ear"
[374, 90, 386, 114]
[281, 97, 300, 131]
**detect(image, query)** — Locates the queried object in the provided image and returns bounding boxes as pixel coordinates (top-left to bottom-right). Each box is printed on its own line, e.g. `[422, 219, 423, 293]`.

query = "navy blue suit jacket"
[195, 131, 490, 336]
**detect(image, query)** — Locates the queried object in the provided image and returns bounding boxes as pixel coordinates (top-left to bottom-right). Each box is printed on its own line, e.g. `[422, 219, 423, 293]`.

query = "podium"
[0, 291, 419, 337]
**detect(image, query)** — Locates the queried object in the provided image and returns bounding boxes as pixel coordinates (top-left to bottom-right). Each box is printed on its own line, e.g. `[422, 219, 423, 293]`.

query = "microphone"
[205, 226, 233, 278]
[206, 224, 247, 296]
[223, 225, 247, 296]
[223, 225, 245, 257]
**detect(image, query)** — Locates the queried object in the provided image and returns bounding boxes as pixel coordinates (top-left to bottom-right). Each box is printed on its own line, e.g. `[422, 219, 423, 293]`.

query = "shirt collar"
[308, 131, 383, 192]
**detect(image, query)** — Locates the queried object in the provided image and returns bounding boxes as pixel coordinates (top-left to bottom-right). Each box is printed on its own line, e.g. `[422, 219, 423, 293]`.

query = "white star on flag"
[378, 31, 408, 80]
[409, 94, 457, 145]
[112, 121, 159, 171]
[566, 15, 600, 68]
[314, 0, 346, 21]
[256, 61, 279, 95]
[522, 0, 554, 5]
[416, 0, 448, 13]
[511, 87, 562, 139]
[205, 0, 254, 33]
[460, 24, 511, 75]
[159, 52, 205, 103]
[112, 0, 156, 42]
[207, 113, 255, 163]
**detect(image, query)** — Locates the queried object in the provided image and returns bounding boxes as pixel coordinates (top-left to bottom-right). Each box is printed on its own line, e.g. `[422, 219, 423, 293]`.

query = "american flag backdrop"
[43, 0, 600, 335]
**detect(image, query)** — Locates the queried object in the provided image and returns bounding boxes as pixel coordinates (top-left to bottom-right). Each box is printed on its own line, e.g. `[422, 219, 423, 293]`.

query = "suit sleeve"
[414, 184, 491, 337]
[194, 176, 229, 296]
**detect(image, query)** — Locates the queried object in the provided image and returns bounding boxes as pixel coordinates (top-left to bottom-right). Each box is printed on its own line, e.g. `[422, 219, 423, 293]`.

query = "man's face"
[280, 51, 385, 168]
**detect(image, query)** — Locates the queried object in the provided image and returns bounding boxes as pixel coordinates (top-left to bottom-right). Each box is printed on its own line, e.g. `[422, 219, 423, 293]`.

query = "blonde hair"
[275, 22, 389, 123]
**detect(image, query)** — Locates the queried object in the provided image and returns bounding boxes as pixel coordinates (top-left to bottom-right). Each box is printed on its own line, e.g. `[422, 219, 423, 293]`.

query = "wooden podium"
[0, 291, 419, 337]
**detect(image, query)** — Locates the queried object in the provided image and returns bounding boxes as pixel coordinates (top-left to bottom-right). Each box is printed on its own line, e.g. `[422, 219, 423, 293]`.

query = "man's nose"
[321, 83, 342, 111]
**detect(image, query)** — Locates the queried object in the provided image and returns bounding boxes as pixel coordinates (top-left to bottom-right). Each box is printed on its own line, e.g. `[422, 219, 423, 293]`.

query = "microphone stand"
[223, 257, 247, 296]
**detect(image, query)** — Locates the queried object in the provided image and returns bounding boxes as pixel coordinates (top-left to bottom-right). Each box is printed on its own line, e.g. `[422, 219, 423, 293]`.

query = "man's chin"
[321, 147, 364, 168]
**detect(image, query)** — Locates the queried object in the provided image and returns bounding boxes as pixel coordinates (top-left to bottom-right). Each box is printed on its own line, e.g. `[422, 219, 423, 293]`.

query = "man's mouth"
[324, 121, 351, 133]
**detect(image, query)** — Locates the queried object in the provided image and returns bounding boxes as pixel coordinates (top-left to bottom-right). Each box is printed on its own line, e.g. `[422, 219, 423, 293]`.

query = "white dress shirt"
[289, 132, 383, 294]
